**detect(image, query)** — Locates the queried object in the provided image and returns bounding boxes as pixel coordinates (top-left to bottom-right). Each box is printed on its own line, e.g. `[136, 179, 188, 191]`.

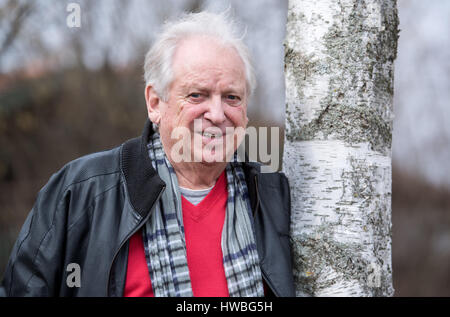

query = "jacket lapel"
[121, 120, 165, 219]
[245, 164, 296, 297]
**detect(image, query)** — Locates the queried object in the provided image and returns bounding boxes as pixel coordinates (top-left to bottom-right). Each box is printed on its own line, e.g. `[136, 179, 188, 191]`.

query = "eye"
[189, 93, 201, 98]
[187, 93, 204, 103]
[225, 94, 241, 106]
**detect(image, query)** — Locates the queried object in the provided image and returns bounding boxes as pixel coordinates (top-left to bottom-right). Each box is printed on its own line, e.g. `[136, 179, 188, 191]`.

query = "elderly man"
[0, 12, 294, 297]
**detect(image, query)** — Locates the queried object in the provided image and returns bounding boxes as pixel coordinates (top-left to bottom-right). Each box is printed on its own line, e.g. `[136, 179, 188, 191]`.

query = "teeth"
[203, 132, 218, 138]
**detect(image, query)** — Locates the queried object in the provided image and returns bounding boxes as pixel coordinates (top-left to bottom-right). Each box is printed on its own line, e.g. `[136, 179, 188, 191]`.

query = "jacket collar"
[120, 120, 165, 218]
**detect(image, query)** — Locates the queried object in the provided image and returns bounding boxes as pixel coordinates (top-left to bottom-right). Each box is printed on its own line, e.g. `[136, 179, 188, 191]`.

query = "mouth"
[195, 129, 228, 148]
[194, 126, 226, 139]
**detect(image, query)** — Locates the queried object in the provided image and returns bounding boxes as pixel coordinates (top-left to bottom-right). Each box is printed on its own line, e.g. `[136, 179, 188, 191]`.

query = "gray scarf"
[142, 131, 264, 297]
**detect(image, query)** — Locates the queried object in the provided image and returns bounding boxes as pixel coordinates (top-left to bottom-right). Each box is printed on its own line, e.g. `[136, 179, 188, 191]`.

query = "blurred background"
[0, 0, 448, 296]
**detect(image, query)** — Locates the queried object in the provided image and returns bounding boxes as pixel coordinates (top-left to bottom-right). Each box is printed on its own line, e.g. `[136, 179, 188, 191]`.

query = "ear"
[145, 85, 162, 125]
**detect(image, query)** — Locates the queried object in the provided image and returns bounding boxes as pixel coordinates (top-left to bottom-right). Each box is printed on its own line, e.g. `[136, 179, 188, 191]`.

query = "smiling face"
[146, 35, 249, 167]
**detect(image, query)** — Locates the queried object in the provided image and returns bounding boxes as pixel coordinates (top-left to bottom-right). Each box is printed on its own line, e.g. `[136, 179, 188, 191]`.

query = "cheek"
[181, 104, 210, 129]
[225, 106, 248, 127]
[161, 101, 200, 127]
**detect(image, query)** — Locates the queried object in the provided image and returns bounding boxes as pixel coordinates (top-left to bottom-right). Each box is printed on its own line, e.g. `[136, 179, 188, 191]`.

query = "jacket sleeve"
[0, 169, 69, 297]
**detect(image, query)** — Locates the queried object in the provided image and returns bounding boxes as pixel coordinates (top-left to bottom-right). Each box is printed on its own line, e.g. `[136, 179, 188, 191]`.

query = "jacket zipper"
[254, 174, 280, 297]
[106, 185, 165, 296]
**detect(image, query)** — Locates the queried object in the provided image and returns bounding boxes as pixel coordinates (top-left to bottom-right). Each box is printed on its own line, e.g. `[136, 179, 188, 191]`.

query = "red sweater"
[123, 172, 229, 297]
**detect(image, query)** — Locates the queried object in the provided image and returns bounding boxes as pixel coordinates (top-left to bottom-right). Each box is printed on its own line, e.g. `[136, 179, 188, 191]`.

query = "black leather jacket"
[0, 120, 295, 297]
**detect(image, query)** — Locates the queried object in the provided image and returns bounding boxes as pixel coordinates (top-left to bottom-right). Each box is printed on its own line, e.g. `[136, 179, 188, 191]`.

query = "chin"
[191, 148, 226, 165]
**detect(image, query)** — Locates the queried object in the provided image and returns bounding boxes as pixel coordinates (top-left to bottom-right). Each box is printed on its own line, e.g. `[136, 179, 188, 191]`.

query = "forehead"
[171, 36, 247, 91]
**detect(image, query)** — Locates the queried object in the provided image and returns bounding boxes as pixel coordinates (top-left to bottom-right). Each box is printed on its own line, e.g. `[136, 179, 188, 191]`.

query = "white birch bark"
[283, 0, 398, 296]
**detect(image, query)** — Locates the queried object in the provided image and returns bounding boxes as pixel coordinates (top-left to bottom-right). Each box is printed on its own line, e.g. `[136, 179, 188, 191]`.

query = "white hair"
[143, 11, 257, 102]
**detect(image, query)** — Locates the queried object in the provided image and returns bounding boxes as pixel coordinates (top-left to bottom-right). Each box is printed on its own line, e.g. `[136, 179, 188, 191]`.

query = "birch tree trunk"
[283, 0, 398, 296]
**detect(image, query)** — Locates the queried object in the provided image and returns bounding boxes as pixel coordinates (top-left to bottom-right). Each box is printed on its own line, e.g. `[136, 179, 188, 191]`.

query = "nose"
[204, 95, 226, 124]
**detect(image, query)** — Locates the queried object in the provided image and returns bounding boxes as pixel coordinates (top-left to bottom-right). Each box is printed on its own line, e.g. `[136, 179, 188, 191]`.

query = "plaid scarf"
[142, 131, 264, 297]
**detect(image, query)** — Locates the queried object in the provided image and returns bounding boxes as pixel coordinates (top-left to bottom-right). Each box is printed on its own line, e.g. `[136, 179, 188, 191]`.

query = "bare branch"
[0, 1, 34, 58]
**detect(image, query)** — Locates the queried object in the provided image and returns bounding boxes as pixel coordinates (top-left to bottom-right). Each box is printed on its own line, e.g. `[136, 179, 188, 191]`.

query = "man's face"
[156, 36, 249, 164]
